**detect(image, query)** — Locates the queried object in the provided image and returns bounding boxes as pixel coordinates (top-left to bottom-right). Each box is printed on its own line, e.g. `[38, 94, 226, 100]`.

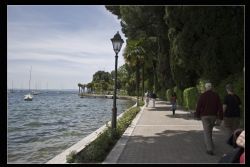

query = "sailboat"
[24, 66, 33, 101]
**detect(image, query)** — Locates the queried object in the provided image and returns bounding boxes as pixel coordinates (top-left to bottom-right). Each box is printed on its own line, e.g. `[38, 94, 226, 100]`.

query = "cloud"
[7, 5, 126, 89]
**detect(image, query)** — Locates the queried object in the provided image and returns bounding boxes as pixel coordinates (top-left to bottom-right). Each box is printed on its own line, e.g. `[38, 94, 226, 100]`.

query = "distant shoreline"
[8, 89, 79, 91]
[78, 93, 137, 101]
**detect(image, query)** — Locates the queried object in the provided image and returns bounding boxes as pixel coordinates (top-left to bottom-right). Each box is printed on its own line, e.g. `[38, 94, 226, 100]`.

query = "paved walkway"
[103, 99, 234, 164]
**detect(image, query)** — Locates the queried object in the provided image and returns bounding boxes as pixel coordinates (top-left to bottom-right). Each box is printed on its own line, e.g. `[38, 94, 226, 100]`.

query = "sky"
[7, 5, 126, 90]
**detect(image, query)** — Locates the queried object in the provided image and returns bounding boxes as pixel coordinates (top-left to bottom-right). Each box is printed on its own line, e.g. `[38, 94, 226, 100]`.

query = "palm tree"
[82, 84, 86, 94]
[123, 40, 145, 106]
[78, 83, 82, 94]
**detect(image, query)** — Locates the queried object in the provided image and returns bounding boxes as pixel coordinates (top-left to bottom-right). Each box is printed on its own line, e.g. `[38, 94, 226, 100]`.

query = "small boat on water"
[105, 95, 119, 99]
[105, 95, 113, 99]
[24, 93, 33, 101]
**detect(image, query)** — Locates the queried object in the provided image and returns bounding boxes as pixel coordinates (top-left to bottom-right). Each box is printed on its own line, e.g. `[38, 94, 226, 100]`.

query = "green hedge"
[196, 79, 206, 94]
[183, 87, 199, 111]
[166, 88, 173, 101]
[174, 86, 183, 106]
[183, 89, 188, 110]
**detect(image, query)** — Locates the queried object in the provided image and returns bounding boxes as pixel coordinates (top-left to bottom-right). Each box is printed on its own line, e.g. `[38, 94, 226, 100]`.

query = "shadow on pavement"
[167, 113, 195, 120]
[117, 129, 233, 163]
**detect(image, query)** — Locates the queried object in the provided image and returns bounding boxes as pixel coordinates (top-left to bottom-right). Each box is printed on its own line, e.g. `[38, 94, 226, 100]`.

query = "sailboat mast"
[29, 66, 32, 92]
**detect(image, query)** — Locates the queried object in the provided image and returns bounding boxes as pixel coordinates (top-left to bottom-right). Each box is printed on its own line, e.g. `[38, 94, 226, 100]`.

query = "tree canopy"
[105, 6, 244, 93]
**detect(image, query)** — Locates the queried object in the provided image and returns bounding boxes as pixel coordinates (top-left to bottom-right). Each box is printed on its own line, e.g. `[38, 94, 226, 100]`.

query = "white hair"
[205, 82, 212, 90]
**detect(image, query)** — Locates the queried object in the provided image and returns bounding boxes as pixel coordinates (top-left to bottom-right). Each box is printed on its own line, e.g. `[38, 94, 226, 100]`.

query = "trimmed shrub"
[174, 86, 183, 106]
[183, 90, 188, 110]
[66, 151, 77, 163]
[183, 87, 199, 111]
[196, 79, 206, 94]
[138, 99, 145, 106]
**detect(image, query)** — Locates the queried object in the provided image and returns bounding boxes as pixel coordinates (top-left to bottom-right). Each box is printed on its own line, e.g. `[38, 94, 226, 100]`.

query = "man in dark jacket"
[195, 82, 223, 155]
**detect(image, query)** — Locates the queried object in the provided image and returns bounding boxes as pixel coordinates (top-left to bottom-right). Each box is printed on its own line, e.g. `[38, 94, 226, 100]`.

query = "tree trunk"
[136, 59, 140, 107]
[142, 63, 144, 101]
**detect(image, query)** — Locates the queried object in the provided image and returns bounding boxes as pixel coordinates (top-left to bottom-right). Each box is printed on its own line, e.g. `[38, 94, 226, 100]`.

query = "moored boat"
[24, 93, 33, 101]
[24, 66, 33, 101]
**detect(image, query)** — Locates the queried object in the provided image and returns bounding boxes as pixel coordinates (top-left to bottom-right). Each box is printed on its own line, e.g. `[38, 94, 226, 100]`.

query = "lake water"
[7, 90, 135, 164]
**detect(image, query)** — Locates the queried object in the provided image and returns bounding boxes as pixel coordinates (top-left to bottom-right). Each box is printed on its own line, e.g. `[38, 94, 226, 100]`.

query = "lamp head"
[111, 31, 124, 54]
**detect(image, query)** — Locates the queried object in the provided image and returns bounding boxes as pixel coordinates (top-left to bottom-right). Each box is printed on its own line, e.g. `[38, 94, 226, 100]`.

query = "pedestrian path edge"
[102, 104, 146, 163]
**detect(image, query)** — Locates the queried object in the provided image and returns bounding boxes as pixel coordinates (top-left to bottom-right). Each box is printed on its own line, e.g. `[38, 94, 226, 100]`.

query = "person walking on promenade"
[171, 92, 177, 115]
[222, 84, 241, 139]
[151, 92, 156, 108]
[195, 82, 223, 155]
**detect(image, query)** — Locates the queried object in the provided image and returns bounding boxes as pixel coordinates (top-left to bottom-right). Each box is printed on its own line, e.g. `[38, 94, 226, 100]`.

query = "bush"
[196, 79, 206, 94]
[66, 151, 77, 163]
[174, 86, 183, 106]
[119, 89, 128, 96]
[138, 99, 145, 106]
[183, 87, 199, 111]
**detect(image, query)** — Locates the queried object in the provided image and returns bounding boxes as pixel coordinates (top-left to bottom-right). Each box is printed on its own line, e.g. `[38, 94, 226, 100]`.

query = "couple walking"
[195, 82, 242, 156]
[145, 91, 157, 108]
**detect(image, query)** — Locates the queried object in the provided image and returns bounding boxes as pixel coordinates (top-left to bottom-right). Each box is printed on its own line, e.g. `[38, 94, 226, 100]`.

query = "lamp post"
[111, 31, 124, 130]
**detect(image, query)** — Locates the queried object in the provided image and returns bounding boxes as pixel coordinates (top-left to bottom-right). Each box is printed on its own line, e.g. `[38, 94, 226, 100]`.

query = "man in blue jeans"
[195, 82, 223, 155]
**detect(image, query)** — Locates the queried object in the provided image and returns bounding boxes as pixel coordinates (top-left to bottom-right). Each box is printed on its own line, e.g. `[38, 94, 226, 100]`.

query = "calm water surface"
[7, 90, 135, 164]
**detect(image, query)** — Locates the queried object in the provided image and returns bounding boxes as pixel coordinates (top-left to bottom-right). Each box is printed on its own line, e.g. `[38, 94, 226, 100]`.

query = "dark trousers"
[172, 103, 176, 115]
[201, 116, 216, 151]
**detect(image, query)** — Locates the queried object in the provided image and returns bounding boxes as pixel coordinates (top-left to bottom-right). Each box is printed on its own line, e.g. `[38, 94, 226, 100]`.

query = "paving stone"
[104, 100, 234, 164]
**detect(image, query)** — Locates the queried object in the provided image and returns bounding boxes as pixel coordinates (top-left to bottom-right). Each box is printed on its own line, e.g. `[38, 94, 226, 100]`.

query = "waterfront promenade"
[104, 99, 234, 164]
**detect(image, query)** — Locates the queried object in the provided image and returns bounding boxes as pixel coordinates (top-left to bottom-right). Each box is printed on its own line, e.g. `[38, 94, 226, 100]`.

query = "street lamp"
[111, 31, 124, 130]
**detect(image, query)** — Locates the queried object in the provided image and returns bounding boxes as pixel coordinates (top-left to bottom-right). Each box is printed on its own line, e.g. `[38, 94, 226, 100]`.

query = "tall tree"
[164, 6, 243, 87]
